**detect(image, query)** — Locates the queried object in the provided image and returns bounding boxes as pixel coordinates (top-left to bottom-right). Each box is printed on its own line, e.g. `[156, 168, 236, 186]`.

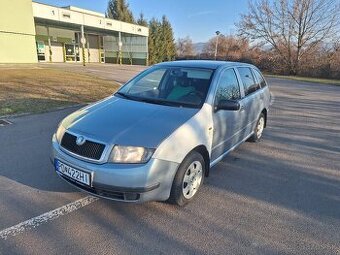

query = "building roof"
[62, 6, 105, 18]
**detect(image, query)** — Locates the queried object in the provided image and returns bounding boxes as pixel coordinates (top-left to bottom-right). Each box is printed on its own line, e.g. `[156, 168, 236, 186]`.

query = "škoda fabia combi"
[52, 60, 270, 206]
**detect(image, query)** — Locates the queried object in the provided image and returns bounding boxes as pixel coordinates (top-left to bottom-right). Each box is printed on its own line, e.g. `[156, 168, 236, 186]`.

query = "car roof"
[155, 60, 256, 70]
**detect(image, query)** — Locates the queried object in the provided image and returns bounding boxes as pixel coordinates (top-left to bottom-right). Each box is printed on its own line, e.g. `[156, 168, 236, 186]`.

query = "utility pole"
[214, 31, 221, 60]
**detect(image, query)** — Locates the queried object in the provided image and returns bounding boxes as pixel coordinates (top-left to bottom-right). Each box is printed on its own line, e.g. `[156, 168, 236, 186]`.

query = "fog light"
[124, 193, 140, 201]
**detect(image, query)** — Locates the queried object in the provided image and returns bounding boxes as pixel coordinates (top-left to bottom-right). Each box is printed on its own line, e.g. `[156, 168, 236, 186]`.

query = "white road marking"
[0, 196, 99, 240]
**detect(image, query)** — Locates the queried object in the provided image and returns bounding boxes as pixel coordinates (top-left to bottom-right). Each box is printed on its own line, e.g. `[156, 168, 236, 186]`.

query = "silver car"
[51, 60, 270, 206]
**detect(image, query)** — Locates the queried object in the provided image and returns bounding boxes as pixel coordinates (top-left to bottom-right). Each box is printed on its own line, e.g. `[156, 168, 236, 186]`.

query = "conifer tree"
[137, 13, 148, 27]
[161, 15, 176, 62]
[106, 0, 135, 23]
[148, 18, 163, 64]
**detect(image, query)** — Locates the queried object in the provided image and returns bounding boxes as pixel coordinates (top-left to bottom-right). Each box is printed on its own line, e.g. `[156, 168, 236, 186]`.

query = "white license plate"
[55, 160, 91, 186]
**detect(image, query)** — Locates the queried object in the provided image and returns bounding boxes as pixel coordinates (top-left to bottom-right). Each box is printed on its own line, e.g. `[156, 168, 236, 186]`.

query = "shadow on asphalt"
[0, 107, 79, 193]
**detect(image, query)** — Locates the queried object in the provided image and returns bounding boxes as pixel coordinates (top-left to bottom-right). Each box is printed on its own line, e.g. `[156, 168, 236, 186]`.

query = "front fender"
[152, 103, 214, 164]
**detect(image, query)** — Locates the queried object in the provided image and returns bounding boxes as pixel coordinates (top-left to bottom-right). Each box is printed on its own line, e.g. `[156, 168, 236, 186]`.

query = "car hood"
[61, 96, 199, 148]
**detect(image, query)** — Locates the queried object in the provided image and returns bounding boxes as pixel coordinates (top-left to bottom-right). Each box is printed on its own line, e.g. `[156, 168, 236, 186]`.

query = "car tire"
[168, 151, 205, 206]
[248, 113, 265, 142]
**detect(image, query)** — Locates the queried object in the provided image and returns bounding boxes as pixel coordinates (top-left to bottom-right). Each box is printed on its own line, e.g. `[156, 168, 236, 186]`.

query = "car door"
[236, 67, 262, 140]
[211, 68, 244, 162]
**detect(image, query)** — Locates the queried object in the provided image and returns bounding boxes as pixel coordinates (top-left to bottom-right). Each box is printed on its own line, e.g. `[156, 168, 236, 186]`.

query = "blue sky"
[36, 0, 249, 42]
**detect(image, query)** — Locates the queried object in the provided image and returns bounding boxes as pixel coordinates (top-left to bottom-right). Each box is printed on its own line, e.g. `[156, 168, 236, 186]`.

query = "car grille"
[59, 174, 140, 201]
[60, 132, 105, 160]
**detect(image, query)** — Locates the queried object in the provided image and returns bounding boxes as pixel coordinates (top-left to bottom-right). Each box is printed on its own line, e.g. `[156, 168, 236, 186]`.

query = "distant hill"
[194, 42, 207, 54]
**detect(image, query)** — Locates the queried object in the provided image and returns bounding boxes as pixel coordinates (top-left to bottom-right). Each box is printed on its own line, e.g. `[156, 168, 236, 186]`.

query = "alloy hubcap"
[256, 117, 265, 138]
[182, 161, 203, 199]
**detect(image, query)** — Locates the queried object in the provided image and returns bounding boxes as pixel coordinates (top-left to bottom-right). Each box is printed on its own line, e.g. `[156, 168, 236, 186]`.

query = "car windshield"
[116, 66, 214, 108]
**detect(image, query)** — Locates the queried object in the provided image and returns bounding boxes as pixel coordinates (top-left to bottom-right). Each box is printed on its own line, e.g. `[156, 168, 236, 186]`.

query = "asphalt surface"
[0, 64, 339, 255]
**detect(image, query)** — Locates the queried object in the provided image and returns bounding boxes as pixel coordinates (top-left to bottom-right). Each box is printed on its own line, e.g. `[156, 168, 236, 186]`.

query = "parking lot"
[0, 64, 339, 255]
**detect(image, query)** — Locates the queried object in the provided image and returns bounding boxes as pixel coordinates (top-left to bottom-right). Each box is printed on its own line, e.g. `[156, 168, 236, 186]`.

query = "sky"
[36, 0, 249, 43]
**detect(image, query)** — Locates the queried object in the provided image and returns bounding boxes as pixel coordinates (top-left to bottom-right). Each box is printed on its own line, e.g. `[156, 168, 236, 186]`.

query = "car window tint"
[237, 67, 260, 96]
[215, 69, 241, 102]
[252, 69, 267, 88]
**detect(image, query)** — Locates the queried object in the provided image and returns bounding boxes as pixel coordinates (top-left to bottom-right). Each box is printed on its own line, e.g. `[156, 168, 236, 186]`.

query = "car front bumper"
[51, 134, 179, 203]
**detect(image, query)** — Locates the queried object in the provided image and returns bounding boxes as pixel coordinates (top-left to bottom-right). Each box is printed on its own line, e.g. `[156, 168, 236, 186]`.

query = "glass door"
[36, 41, 46, 61]
[65, 44, 76, 62]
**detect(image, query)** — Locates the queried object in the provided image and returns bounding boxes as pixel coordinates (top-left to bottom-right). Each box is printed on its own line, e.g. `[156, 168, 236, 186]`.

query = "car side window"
[252, 69, 267, 88]
[237, 67, 260, 96]
[215, 69, 241, 103]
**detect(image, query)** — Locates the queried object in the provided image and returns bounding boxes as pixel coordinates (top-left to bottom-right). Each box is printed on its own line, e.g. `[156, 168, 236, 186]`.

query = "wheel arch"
[261, 108, 268, 128]
[192, 145, 210, 177]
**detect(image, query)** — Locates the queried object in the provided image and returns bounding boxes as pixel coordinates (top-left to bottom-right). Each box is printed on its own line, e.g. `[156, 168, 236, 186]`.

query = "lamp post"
[214, 31, 221, 60]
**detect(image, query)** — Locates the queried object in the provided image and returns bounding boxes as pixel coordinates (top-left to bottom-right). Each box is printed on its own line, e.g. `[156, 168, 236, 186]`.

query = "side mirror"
[215, 99, 240, 111]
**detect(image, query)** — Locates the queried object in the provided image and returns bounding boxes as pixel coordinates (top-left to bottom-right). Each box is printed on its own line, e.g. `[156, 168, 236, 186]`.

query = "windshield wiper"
[115, 92, 197, 108]
[115, 92, 137, 100]
[137, 97, 197, 108]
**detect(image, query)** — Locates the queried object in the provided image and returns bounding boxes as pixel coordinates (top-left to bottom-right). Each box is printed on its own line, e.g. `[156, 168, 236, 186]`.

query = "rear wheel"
[168, 151, 205, 206]
[248, 113, 265, 142]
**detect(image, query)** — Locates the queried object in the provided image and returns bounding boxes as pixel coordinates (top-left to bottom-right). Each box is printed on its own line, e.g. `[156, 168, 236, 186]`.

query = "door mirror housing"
[215, 99, 240, 111]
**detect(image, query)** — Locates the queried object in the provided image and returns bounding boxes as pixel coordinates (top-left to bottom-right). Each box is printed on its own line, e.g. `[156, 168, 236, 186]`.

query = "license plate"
[55, 160, 91, 186]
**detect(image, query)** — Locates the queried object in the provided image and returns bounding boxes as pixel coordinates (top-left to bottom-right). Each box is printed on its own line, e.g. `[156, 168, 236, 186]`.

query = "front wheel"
[248, 113, 265, 142]
[168, 151, 205, 206]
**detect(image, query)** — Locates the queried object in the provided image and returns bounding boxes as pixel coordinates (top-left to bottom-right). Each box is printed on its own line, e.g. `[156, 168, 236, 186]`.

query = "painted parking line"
[0, 196, 99, 240]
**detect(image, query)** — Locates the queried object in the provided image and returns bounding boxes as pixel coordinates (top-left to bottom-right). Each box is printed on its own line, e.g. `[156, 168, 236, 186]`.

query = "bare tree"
[203, 35, 258, 62]
[237, 0, 340, 74]
[176, 36, 196, 57]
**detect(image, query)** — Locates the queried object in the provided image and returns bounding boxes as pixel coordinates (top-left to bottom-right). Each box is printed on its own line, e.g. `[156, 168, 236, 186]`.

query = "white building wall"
[32, 2, 149, 37]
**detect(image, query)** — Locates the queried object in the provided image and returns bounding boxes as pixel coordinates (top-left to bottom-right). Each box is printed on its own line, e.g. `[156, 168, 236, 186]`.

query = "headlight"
[109, 145, 154, 164]
[56, 124, 66, 144]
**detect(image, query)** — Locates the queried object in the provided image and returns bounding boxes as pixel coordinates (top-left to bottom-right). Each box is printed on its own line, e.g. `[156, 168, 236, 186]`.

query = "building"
[0, 0, 38, 63]
[0, 0, 149, 65]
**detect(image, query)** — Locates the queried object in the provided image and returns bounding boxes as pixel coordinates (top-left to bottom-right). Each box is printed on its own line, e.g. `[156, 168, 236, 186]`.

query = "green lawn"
[265, 74, 340, 86]
[0, 68, 119, 116]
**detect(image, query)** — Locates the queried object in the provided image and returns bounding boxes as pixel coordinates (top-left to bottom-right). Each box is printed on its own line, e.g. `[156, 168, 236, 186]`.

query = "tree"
[106, 0, 135, 23]
[148, 16, 176, 64]
[203, 34, 256, 62]
[148, 18, 163, 64]
[137, 13, 148, 26]
[237, 0, 340, 75]
[177, 36, 196, 57]
[161, 15, 176, 62]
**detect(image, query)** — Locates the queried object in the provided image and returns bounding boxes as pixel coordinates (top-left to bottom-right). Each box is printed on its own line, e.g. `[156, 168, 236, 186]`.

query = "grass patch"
[265, 74, 340, 86]
[0, 68, 119, 116]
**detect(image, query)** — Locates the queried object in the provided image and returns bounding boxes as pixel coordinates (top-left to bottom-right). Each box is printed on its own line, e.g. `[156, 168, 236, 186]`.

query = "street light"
[214, 31, 221, 60]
